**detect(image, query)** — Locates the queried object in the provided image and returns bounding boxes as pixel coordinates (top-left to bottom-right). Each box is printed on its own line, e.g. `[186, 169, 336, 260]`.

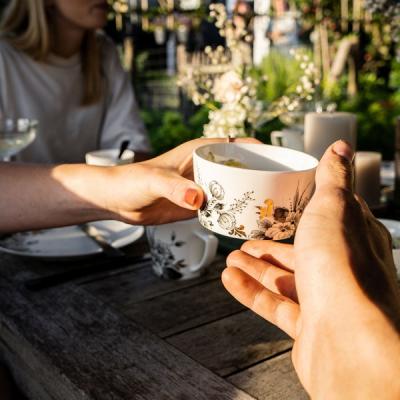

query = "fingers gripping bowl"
[193, 143, 318, 241]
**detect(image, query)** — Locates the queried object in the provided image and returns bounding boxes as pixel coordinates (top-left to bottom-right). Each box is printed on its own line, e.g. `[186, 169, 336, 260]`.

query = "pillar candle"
[304, 112, 357, 160]
[355, 151, 381, 207]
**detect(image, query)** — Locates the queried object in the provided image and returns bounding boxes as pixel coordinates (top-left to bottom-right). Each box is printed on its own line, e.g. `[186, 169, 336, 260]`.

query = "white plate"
[378, 219, 400, 278]
[0, 220, 144, 259]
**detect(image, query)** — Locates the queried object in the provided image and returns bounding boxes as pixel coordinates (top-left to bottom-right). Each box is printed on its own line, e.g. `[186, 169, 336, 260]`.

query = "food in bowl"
[205, 151, 248, 169]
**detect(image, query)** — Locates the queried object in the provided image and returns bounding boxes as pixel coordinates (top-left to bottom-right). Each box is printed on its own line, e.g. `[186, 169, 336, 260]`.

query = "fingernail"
[332, 140, 354, 162]
[184, 188, 198, 206]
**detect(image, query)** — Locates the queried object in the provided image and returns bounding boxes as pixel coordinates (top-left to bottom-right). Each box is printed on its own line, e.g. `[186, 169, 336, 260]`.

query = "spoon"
[118, 140, 130, 159]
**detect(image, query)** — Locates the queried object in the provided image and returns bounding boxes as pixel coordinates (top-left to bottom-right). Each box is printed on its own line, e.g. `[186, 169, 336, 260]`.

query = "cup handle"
[189, 229, 219, 273]
[270, 131, 284, 147]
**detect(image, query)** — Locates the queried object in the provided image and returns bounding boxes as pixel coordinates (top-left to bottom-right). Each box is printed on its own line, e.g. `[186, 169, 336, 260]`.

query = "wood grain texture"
[82, 256, 226, 306]
[0, 240, 148, 287]
[167, 311, 293, 376]
[123, 279, 245, 337]
[228, 351, 309, 400]
[0, 254, 254, 400]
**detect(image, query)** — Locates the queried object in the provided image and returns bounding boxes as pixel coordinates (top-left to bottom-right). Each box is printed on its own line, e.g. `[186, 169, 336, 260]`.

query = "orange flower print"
[258, 199, 274, 220]
[265, 222, 296, 241]
[250, 184, 311, 241]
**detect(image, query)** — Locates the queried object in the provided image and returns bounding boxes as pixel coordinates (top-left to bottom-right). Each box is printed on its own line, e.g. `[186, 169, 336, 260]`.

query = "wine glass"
[0, 118, 38, 161]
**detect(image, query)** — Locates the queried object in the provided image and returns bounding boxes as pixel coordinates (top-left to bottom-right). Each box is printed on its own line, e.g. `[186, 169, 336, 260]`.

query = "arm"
[0, 138, 259, 233]
[0, 162, 115, 232]
[0, 161, 201, 233]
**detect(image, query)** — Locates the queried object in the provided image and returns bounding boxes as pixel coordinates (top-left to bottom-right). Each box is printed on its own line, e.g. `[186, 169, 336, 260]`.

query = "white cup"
[194, 143, 318, 241]
[85, 149, 135, 166]
[85, 148, 136, 234]
[270, 129, 304, 151]
[146, 219, 218, 280]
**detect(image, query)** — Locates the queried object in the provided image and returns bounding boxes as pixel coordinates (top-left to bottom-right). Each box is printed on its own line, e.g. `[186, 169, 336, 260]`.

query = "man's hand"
[222, 141, 400, 399]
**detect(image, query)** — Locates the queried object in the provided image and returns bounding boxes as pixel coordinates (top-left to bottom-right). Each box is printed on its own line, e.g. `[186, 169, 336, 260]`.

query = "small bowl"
[193, 143, 318, 241]
[85, 149, 135, 166]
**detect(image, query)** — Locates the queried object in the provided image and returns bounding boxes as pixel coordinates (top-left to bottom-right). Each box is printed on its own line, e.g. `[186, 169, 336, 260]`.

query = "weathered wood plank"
[228, 351, 309, 400]
[25, 258, 151, 291]
[0, 240, 148, 287]
[167, 311, 293, 376]
[82, 256, 226, 306]
[123, 279, 245, 337]
[0, 263, 255, 400]
[0, 337, 69, 400]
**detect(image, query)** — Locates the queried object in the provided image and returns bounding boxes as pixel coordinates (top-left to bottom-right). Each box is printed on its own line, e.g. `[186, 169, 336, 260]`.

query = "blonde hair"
[0, 0, 103, 106]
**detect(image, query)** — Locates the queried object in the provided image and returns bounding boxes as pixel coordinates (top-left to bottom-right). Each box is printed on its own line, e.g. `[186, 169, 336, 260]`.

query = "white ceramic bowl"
[193, 143, 318, 241]
[85, 149, 135, 166]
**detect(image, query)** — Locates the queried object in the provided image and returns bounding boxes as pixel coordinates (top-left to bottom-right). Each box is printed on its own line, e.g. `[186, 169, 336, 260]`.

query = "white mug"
[85, 148, 136, 233]
[270, 129, 304, 151]
[146, 219, 218, 280]
[85, 149, 135, 166]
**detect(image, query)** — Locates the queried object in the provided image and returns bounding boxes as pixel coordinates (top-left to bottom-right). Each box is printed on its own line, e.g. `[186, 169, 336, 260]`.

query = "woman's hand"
[222, 141, 400, 399]
[101, 137, 260, 225]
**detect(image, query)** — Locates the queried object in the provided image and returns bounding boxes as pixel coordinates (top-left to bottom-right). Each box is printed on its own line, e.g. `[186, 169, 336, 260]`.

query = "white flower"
[203, 106, 247, 138]
[212, 71, 244, 104]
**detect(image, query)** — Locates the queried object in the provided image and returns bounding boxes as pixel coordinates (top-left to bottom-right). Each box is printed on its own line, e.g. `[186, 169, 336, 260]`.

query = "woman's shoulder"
[0, 37, 20, 58]
[0, 38, 28, 71]
[97, 32, 119, 59]
[97, 32, 124, 75]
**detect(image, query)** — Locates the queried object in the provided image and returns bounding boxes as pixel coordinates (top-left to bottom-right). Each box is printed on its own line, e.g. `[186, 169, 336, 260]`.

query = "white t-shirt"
[270, 13, 299, 48]
[0, 35, 151, 163]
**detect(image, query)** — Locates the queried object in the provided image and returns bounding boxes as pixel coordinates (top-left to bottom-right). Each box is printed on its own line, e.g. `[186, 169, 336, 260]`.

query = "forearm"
[0, 163, 113, 233]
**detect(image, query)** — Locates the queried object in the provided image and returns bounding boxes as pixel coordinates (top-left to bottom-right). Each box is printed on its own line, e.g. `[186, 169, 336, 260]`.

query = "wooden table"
[0, 239, 308, 400]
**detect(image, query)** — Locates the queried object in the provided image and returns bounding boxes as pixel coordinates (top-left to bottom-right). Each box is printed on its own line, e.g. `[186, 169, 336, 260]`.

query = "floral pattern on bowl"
[197, 169, 311, 241]
[194, 143, 318, 241]
[199, 180, 255, 238]
[250, 185, 311, 241]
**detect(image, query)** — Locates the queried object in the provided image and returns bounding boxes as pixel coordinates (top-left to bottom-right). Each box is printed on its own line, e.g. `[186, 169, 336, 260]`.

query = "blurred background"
[1, 0, 399, 159]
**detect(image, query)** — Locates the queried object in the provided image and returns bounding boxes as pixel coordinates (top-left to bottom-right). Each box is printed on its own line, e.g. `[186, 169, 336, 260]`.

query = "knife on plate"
[78, 224, 125, 258]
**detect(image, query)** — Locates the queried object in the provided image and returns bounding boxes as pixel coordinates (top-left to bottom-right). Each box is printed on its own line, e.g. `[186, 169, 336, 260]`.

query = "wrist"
[52, 164, 115, 222]
[310, 311, 400, 400]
